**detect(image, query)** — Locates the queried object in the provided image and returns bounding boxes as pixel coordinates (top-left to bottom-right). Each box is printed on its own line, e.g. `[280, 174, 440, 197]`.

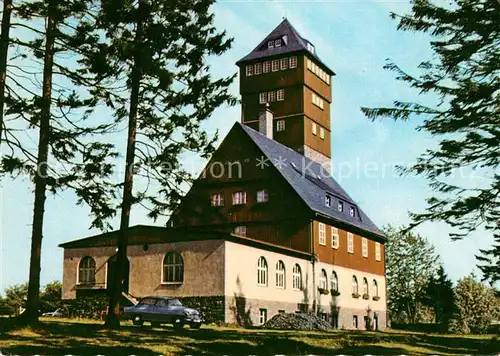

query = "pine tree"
[385, 225, 439, 324]
[0, 0, 13, 146]
[361, 0, 500, 283]
[2, 0, 119, 324]
[93, 0, 235, 328]
[423, 265, 455, 332]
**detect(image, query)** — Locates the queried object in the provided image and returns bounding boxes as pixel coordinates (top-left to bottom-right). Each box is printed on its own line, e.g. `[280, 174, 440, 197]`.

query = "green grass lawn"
[0, 317, 498, 355]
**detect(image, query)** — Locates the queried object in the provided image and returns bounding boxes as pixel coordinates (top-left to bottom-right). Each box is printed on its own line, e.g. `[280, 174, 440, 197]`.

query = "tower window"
[280, 58, 288, 70]
[275, 38, 282, 47]
[272, 60, 279, 72]
[246, 65, 254, 76]
[259, 93, 267, 104]
[290, 56, 297, 68]
[277, 89, 284, 101]
[307, 59, 312, 70]
[320, 127, 325, 140]
[268, 40, 274, 49]
[312, 122, 317, 136]
[276, 120, 285, 132]
[263, 61, 270, 73]
[312, 93, 324, 109]
[254, 63, 262, 75]
[268, 91, 276, 102]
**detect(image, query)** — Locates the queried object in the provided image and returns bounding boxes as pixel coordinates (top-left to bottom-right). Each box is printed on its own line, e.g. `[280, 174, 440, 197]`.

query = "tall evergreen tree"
[385, 225, 439, 324]
[361, 0, 500, 283]
[0, 0, 13, 146]
[94, 0, 235, 328]
[2, 0, 119, 324]
[423, 265, 455, 332]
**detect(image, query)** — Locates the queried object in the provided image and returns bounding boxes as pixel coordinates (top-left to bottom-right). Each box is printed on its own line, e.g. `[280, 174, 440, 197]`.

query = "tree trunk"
[24, 0, 56, 324]
[0, 0, 13, 146]
[104, 0, 146, 329]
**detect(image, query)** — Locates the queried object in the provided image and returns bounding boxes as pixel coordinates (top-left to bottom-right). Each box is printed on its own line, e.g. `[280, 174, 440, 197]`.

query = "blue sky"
[0, 0, 494, 294]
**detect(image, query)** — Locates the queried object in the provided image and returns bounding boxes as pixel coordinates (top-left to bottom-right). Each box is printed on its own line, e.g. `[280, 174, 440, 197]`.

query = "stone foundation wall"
[224, 296, 387, 330]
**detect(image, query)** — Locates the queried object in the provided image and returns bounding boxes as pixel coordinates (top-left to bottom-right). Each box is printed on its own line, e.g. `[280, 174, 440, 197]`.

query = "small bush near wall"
[64, 295, 109, 319]
[178, 296, 225, 323]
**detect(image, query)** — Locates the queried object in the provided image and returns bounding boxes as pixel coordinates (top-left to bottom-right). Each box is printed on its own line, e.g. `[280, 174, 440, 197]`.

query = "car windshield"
[168, 298, 182, 307]
[139, 298, 157, 306]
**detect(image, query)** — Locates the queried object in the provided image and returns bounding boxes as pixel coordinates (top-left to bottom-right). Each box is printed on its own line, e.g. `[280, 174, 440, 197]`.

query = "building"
[60, 19, 387, 330]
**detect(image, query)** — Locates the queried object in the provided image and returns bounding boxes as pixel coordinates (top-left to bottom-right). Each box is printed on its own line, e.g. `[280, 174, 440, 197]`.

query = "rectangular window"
[246, 65, 254, 76]
[307, 59, 312, 70]
[259, 309, 267, 325]
[268, 40, 274, 49]
[332, 227, 339, 249]
[268, 91, 276, 102]
[211, 192, 224, 207]
[254, 63, 261, 75]
[275, 38, 281, 47]
[276, 120, 285, 132]
[290, 56, 297, 68]
[280, 58, 288, 70]
[375, 242, 381, 261]
[338, 201, 344, 212]
[362, 237, 368, 258]
[349, 206, 356, 217]
[232, 191, 247, 205]
[348, 232, 354, 254]
[325, 195, 331, 207]
[234, 226, 247, 236]
[263, 61, 271, 73]
[353, 315, 358, 329]
[259, 92, 267, 104]
[257, 189, 269, 203]
[320, 127, 325, 140]
[319, 222, 326, 246]
[277, 89, 284, 101]
[272, 60, 279, 72]
[312, 122, 317, 136]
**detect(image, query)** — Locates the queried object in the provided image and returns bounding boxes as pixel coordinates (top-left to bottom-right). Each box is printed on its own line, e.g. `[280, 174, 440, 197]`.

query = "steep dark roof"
[236, 19, 335, 75]
[238, 123, 384, 239]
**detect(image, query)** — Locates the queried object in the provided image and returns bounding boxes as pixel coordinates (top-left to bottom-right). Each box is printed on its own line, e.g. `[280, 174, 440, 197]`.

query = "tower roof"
[236, 19, 335, 75]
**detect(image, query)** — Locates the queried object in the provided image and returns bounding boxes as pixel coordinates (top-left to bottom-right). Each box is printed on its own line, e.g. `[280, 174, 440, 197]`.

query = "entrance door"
[106, 255, 130, 294]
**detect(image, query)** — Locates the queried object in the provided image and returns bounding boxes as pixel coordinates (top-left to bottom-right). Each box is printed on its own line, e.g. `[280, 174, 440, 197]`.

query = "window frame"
[347, 232, 354, 254]
[254, 62, 262, 75]
[268, 90, 276, 102]
[319, 127, 325, 140]
[331, 227, 339, 249]
[331, 271, 338, 292]
[234, 225, 247, 236]
[375, 242, 382, 261]
[312, 122, 317, 136]
[349, 206, 356, 217]
[292, 264, 302, 291]
[362, 237, 368, 258]
[280, 58, 288, 70]
[277, 89, 284, 101]
[338, 201, 344, 212]
[318, 222, 326, 246]
[78, 256, 96, 285]
[256, 189, 269, 203]
[246, 65, 254, 76]
[363, 277, 369, 295]
[162, 251, 184, 284]
[352, 275, 359, 294]
[325, 195, 331, 207]
[276, 120, 285, 132]
[319, 269, 328, 290]
[211, 192, 224, 207]
[259, 308, 268, 324]
[263, 61, 271, 73]
[271, 60, 279, 72]
[289, 56, 297, 68]
[275, 260, 286, 289]
[259, 92, 267, 104]
[268, 40, 274, 49]
[257, 257, 268, 286]
[232, 191, 247, 205]
[373, 279, 379, 297]
[275, 38, 282, 47]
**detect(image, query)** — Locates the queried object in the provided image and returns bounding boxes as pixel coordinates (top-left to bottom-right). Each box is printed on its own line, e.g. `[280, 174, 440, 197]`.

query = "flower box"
[318, 287, 329, 295]
[330, 289, 340, 297]
[362, 294, 370, 300]
[351, 293, 360, 299]
[372, 296, 380, 301]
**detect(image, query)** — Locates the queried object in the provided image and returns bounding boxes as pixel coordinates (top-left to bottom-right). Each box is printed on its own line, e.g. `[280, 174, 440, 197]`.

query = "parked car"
[42, 308, 65, 317]
[123, 296, 203, 330]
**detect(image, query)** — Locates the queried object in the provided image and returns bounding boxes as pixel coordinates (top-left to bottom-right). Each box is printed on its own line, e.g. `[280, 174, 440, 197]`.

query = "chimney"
[259, 103, 273, 140]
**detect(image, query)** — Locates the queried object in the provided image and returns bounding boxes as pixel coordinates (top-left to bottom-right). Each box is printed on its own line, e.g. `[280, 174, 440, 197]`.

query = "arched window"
[352, 275, 359, 294]
[363, 277, 369, 295]
[373, 279, 379, 297]
[319, 269, 328, 290]
[331, 271, 338, 292]
[276, 260, 286, 289]
[292, 264, 302, 290]
[162, 252, 184, 283]
[78, 256, 96, 284]
[257, 257, 268, 286]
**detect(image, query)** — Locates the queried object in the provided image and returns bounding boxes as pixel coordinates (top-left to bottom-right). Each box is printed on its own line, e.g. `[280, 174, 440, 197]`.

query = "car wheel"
[173, 318, 184, 331]
[132, 315, 144, 326]
[189, 323, 201, 329]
